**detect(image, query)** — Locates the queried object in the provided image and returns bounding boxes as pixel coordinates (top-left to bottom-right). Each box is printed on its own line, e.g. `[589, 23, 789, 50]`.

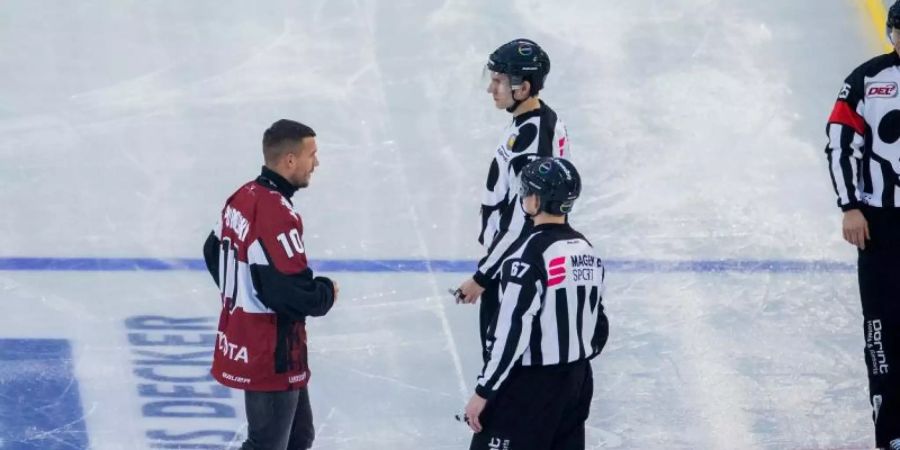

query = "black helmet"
[888, 0, 900, 42]
[520, 157, 581, 215]
[890, 0, 900, 29]
[486, 39, 551, 95]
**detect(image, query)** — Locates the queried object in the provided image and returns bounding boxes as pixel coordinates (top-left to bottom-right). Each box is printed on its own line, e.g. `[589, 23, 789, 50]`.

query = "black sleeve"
[250, 265, 336, 320]
[203, 231, 220, 286]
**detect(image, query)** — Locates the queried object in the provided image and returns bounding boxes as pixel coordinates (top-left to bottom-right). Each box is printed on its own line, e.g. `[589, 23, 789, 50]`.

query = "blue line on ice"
[0, 257, 855, 273]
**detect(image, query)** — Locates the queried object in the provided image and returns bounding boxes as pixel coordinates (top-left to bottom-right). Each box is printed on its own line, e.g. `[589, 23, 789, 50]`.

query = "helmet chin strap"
[506, 99, 524, 113]
[505, 85, 526, 113]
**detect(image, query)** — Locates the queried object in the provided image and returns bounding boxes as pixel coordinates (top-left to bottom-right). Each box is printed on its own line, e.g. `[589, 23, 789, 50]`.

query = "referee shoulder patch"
[510, 123, 537, 153]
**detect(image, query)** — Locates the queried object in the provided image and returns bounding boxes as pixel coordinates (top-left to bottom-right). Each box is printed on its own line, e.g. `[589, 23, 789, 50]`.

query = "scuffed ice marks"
[513, 0, 836, 261]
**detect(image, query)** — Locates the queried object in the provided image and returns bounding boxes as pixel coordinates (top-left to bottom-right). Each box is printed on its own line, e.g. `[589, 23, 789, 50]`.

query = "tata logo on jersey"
[866, 82, 898, 98]
[216, 331, 249, 363]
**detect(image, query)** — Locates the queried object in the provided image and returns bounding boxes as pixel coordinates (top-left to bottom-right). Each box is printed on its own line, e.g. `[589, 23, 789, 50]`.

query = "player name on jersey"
[222, 205, 250, 242]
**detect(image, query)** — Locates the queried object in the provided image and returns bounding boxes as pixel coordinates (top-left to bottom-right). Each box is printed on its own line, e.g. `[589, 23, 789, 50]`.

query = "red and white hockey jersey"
[203, 167, 335, 391]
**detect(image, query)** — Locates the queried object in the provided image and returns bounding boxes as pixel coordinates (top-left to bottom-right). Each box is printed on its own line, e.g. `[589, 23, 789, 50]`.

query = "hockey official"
[202, 119, 338, 450]
[825, 2, 900, 448]
[464, 157, 608, 450]
[456, 39, 570, 364]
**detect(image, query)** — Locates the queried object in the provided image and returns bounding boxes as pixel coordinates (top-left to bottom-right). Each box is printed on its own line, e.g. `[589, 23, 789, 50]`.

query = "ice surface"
[0, 0, 889, 448]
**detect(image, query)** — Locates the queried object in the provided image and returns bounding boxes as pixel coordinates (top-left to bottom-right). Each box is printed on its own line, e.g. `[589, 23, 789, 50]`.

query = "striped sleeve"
[474, 211, 528, 285]
[824, 78, 865, 211]
[475, 257, 542, 399]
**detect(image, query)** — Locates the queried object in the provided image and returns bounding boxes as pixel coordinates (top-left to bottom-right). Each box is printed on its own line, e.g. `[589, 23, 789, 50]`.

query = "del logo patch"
[866, 82, 898, 98]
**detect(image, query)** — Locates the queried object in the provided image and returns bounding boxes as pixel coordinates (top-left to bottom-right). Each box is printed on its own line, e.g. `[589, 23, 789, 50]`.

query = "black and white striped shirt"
[475, 222, 608, 399]
[826, 52, 900, 210]
[474, 101, 569, 286]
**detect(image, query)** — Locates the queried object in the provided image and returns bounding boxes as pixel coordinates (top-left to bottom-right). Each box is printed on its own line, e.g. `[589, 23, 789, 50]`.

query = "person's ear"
[515, 80, 532, 100]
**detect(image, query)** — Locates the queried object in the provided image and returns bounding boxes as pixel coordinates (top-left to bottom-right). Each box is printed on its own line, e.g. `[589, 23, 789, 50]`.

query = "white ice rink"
[0, 0, 893, 449]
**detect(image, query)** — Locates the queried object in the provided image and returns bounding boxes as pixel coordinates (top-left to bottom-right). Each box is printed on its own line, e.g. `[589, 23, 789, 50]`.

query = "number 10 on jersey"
[276, 229, 305, 258]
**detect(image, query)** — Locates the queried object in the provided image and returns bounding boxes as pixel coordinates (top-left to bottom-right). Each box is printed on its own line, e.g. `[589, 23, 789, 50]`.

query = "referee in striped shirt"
[463, 157, 608, 450]
[825, 3, 900, 448]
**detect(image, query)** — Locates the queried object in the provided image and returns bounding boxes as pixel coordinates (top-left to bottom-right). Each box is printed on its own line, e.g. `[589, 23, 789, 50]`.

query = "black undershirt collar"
[256, 166, 299, 201]
[513, 99, 545, 126]
[533, 221, 571, 232]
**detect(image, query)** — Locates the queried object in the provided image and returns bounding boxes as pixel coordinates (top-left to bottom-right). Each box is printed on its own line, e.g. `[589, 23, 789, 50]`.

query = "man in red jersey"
[203, 119, 338, 450]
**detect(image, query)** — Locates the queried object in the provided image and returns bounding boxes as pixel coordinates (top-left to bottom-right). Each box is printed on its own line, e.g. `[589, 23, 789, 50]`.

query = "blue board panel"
[0, 339, 89, 450]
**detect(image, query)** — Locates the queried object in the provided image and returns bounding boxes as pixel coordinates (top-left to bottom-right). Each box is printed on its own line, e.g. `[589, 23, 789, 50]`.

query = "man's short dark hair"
[263, 119, 316, 164]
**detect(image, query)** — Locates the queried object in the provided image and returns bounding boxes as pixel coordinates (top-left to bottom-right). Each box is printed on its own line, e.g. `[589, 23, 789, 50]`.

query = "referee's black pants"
[470, 360, 594, 450]
[859, 206, 900, 448]
[240, 388, 314, 450]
